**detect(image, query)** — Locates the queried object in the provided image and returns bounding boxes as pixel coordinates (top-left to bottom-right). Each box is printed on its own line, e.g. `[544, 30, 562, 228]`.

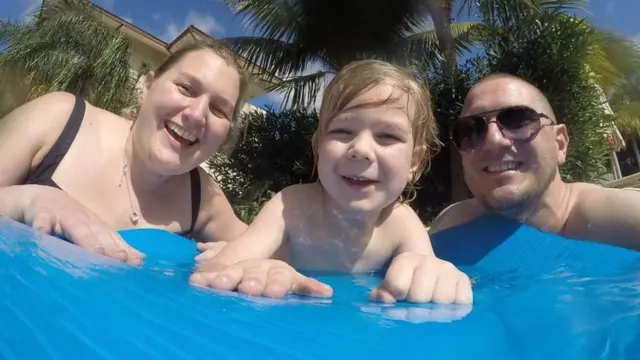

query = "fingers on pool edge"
[455, 273, 474, 305]
[31, 212, 54, 235]
[291, 274, 333, 298]
[369, 286, 397, 304]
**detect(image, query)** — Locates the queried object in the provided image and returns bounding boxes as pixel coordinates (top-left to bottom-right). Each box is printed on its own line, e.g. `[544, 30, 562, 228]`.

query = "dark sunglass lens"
[498, 107, 540, 140]
[452, 116, 486, 150]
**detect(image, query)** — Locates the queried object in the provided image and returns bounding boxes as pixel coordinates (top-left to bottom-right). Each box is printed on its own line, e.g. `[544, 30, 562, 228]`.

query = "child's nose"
[347, 135, 374, 161]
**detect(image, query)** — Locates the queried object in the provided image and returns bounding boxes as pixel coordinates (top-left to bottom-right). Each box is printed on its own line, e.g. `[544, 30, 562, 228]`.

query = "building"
[37, 0, 279, 114]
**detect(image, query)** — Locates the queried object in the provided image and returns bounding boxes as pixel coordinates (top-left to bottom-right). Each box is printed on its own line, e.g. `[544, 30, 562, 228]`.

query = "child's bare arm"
[369, 204, 473, 305]
[392, 204, 435, 256]
[198, 190, 288, 269]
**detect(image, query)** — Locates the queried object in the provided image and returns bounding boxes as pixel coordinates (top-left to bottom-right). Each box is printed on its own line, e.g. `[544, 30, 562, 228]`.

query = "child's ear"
[408, 145, 427, 181]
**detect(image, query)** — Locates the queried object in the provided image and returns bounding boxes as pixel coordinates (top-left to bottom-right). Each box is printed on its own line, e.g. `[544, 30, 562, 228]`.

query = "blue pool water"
[1, 214, 640, 359]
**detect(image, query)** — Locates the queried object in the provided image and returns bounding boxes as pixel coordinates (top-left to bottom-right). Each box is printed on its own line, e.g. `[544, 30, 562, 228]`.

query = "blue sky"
[3, 0, 640, 109]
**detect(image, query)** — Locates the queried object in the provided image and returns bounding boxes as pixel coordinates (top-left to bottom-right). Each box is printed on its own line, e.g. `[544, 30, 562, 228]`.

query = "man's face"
[456, 77, 569, 213]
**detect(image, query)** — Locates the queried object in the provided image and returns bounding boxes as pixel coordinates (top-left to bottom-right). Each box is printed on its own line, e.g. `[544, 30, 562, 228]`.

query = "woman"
[0, 42, 249, 265]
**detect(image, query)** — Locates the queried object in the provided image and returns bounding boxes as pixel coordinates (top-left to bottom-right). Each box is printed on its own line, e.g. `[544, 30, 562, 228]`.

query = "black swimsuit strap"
[24, 96, 86, 188]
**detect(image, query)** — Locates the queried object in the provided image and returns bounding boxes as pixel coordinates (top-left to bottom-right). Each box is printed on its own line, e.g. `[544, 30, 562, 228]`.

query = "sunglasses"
[450, 105, 555, 152]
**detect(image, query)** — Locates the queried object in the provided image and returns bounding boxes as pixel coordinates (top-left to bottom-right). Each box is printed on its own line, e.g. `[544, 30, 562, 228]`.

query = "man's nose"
[480, 121, 512, 150]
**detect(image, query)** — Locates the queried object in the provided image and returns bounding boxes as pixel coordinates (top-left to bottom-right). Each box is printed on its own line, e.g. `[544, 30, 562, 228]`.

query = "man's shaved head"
[456, 72, 569, 218]
[462, 73, 557, 122]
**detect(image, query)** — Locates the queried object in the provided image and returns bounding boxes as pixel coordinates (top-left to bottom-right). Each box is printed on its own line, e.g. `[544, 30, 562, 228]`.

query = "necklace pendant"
[129, 211, 140, 224]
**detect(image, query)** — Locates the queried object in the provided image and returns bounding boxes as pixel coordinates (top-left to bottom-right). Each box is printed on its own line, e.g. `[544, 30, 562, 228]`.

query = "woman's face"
[135, 48, 240, 175]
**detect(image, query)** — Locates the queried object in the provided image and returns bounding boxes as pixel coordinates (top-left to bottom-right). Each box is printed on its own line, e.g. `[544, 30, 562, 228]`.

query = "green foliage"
[476, 8, 610, 182]
[208, 107, 318, 219]
[0, 0, 146, 114]
[408, 58, 486, 220]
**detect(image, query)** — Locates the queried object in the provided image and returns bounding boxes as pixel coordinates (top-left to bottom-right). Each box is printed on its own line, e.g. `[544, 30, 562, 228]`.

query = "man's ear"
[137, 71, 156, 106]
[555, 124, 569, 165]
[409, 145, 428, 181]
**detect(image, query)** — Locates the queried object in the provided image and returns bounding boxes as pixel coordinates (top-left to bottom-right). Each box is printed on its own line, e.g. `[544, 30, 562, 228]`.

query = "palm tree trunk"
[425, 0, 470, 202]
[424, 0, 456, 75]
[632, 138, 640, 173]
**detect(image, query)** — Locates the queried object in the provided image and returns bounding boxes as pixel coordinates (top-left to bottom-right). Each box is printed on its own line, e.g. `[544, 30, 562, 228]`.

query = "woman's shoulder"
[6, 91, 128, 129]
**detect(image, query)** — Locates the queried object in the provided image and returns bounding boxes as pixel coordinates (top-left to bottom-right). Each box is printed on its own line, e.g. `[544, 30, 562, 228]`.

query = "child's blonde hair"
[311, 59, 440, 200]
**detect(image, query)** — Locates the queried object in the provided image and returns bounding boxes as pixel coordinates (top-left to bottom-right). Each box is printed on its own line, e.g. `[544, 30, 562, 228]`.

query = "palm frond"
[555, 14, 640, 93]
[219, 0, 303, 43]
[464, 0, 586, 26]
[266, 70, 332, 109]
[612, 101, 640, 137]
[0, 19, 27, 46]
[590, 29, 640, 91]
[220, 36, 329, 77]
[538, 0, 588, 11]
[400, 22, 485, 60]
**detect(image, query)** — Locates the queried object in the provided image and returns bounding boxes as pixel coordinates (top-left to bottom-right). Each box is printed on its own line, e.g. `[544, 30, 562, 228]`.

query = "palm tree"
[0, 0, 146, 115]
[217, 0, 479, 109]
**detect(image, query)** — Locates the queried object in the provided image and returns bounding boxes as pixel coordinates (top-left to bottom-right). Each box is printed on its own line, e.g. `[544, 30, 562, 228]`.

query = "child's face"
[317, 84, 416, 213]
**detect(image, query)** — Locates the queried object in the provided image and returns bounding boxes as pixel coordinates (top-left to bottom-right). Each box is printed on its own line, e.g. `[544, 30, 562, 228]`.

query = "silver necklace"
[118, 154, 140, 224]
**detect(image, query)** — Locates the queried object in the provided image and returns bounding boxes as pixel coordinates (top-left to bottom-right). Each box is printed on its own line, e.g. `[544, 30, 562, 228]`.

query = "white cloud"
[160, 10, 225, 42]
[633, 33, 640, 46]
[186, 10, 225, 35]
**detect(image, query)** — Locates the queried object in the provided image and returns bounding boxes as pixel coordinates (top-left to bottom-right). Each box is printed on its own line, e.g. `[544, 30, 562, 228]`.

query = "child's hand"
[370, 253, 473, 305]
[194, 241, 229, 262]
[189, 259, 334, 299]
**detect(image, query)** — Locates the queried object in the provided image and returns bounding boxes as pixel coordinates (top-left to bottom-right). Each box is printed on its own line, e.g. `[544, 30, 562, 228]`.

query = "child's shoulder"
[380, 202, 426, 230]
[279, 182, 323, 200]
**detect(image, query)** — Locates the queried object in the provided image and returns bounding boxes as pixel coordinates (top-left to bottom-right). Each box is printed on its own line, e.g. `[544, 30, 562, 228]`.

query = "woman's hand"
[1, 185, 145, 265]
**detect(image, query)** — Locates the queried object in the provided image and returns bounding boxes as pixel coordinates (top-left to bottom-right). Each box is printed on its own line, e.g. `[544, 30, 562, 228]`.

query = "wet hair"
[311, 59, 440, 200]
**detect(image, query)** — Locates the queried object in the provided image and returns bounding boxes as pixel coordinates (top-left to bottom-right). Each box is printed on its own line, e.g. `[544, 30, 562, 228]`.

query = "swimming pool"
[0, 215, 639, 359]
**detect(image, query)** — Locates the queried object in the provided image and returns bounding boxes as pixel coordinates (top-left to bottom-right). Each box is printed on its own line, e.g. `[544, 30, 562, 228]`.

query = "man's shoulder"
[428, 198, 486, 235]
[570, 181, 640, 212]
[569, 181, 634, 204]
[563, 181, 640, 249]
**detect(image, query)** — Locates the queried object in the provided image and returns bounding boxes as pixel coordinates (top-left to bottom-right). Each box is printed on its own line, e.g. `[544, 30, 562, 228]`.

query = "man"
[429, 73, 640, 250]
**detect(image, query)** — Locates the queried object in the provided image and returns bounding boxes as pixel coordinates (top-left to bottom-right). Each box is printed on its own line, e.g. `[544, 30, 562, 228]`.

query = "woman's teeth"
[166, 121, 197, 145]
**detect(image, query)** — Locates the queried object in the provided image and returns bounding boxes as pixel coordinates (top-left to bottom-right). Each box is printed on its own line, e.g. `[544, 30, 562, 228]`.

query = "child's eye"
[377, 133, 402, 142]
[328, 128, 352, 135]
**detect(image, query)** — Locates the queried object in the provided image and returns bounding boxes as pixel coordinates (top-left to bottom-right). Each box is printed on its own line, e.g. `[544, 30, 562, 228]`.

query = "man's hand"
[3, 185, 145, 265]
[370, 252, 473, 305]
[190, 259, 333, 299]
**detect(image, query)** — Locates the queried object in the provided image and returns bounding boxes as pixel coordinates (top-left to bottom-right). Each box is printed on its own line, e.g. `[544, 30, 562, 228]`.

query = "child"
[190, 60, 473, 305]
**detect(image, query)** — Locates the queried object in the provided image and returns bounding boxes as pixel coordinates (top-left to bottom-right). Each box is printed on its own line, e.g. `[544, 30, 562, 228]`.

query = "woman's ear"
[137, 71, 156, 106]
